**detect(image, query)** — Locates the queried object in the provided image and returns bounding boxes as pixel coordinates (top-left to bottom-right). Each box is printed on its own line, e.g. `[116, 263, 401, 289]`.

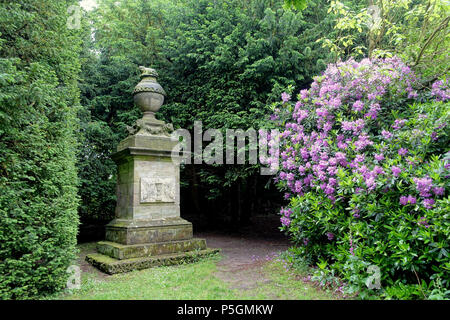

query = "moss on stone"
[97, 238, 207, 260]
[86, 248, 221, 275]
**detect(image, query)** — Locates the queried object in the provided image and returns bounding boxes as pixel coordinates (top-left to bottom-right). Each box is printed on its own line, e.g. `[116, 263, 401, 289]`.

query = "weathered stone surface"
[86, 66, 215, 275]
[86, 248, 220, 275]
[140, 177, 175, 203]
[105, 217, 193, 245]
[133, 66, 166, 116]
[116, 134, 177, 154]
[111, 147, 181, 221]
[97, 238, 207, 260]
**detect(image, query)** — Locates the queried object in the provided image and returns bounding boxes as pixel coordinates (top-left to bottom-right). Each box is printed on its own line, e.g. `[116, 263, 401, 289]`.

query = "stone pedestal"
[86, 68, 218, 274]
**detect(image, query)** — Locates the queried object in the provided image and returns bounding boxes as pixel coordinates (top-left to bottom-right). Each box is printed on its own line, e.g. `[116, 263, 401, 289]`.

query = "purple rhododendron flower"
[300, 89, 308, 100]
[431, 79, 450, 101]
[372, 166, 385, 176]
[398, 148, 408, 156]
[326, 232, 334, 241]
[400, 195, 417, 205]
[413, 177, 433, 197]
[407, 195, 417, 204]
[280, 207, 293, 226]
[382, 130, 393, 139]
[399, 196, 408, 205]
[433, 187, 444, 196]
[280, 216, 291, 226]
[354, 134, 373, 151]
[342, 121, 353, 131]
[352, 100, 364, 112]
[365, 176, 376, 190]
[423, 198, 435, 209]
[374, 153, 384, 161]
[349, 247, 355, 255]
[431, 132, 438, 141]
[281, 92, 291, 102]
[391, 166, 402, 177]
[392, 119, 407, 130]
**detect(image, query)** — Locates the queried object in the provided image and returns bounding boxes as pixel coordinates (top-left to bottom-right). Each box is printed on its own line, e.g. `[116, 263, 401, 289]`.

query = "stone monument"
[86, 67, 218, 274]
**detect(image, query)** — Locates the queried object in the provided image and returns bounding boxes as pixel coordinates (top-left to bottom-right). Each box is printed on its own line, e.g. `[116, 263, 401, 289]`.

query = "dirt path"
[196, 231, 291, 291]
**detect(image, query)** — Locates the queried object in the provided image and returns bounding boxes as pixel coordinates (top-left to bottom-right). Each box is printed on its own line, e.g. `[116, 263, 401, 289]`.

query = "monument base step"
[86, 248, 220, 274]
[105, 218, 193, 245]
[97, 238, 207, 260]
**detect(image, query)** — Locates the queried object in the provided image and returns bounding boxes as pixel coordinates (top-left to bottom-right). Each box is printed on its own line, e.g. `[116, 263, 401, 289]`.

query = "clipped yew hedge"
[0, 0, 81, 299]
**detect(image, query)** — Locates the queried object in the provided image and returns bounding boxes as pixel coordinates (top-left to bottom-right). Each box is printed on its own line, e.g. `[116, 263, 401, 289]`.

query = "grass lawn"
[51, 243, 337, 300]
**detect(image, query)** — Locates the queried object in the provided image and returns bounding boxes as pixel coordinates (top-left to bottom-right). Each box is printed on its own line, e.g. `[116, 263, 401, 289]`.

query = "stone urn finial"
[133, 66, 167, 120]
[127, 66, 173, 137]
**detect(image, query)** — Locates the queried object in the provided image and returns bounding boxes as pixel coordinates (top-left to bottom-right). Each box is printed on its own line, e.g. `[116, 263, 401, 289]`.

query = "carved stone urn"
[85, 66, 218, 274]
[126, 66, 173, 137]
[133, 66, 166, 119]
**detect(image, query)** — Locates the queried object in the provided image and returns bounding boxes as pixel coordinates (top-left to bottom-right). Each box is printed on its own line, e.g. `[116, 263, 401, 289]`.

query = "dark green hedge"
[0, 0, 81, 299]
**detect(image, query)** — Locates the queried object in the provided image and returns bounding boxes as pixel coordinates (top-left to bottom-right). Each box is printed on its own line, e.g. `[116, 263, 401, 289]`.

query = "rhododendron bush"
[270, 57, 449, 299]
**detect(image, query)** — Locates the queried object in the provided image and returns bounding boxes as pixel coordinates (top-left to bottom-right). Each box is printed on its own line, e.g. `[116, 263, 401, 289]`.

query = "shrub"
[0, 0, 80, 299]
[270, 56, 450, 299]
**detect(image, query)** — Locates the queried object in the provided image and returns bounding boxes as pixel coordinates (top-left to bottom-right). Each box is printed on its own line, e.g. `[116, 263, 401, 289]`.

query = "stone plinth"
[86, 67, 218, 273]
[86, 119, 218, 273]
[105, 133, 191, 246]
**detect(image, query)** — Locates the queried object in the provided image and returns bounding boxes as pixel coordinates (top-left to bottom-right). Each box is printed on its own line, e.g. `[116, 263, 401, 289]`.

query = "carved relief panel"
[140, 177, 176, 203]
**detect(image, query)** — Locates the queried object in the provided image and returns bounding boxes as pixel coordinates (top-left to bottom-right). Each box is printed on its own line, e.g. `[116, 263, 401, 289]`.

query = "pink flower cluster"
[431, 79, 450, 101]
[272, 57, 447, 214]
[275, 58, 415, 199]
[403, 177, 443, 209]
[280, 207, 293, 226]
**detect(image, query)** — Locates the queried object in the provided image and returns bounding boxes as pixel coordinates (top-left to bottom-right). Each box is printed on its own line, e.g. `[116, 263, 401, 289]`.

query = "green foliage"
[281, 100, 450, 299]
[319, 0, 450, 80]
[78, 0, 334, 224]
[272, 55, 450, 299]
[283, 0, 310, 11]
[0, 0, 81, 299]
